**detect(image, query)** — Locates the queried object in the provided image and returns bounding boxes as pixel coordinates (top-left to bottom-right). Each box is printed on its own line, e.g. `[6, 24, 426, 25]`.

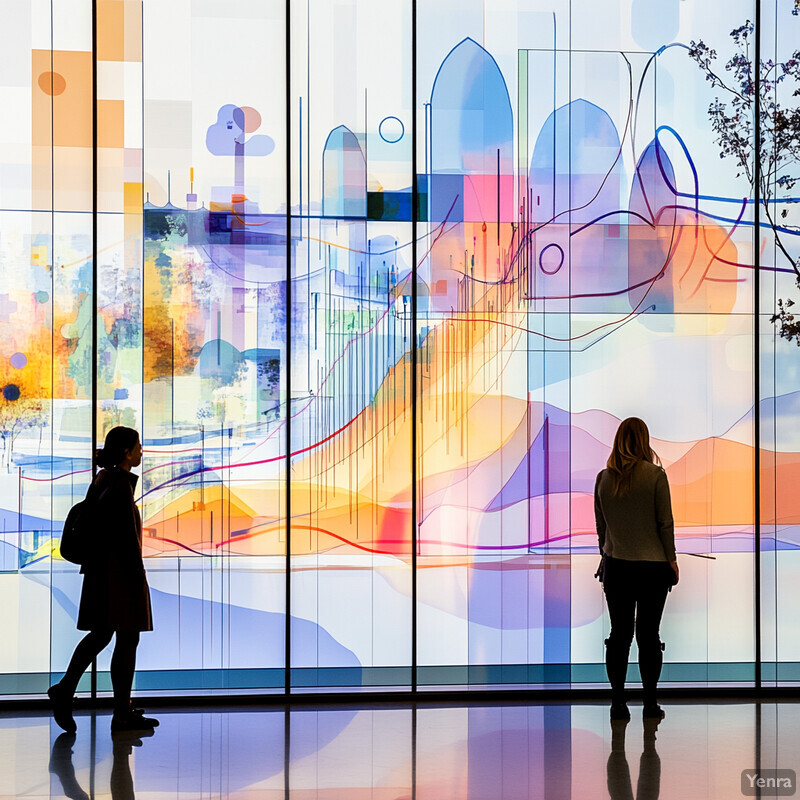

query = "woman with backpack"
[48, 426, 158, 733]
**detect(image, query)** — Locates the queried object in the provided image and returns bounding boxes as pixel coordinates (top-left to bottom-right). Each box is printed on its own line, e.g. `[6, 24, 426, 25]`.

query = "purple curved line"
[21, 468, 92, 483]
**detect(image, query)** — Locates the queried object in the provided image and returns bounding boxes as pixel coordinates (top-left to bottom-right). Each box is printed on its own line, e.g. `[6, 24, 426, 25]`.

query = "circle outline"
[538, 243, 564, 275]
[378, 116, 405, 144]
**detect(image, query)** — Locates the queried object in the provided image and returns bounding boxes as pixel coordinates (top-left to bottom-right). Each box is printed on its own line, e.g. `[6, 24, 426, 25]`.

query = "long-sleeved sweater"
[594, 460, 676, 562]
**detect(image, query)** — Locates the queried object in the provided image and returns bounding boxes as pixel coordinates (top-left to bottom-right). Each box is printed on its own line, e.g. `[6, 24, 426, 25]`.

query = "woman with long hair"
[595, 417, 679, 721]
[48, 426, 158, 733]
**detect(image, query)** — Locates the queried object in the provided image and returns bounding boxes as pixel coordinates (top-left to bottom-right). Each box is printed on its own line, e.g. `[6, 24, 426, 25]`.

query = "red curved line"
[215, 524, 398, 555]
[687, 196, 747, 300]
[21, 468, 92, 483]
[146, 536, 210, 557]
[213, 524, 575, 554]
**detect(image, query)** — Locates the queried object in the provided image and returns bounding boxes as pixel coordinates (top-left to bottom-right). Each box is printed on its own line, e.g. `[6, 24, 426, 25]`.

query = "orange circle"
[234, 105, 261, 134]
[38, 71, 66, 96]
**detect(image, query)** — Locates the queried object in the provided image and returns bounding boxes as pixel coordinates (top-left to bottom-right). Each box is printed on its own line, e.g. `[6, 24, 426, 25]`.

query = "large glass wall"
[0, 0, 796, 694]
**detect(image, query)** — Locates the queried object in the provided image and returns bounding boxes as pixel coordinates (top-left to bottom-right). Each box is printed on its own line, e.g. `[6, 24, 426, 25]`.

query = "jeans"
[603, 555, 671, 705]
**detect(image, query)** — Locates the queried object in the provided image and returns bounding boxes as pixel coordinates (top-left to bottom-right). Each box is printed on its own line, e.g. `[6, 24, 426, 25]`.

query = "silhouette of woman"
[595, 417, 679, 721]
[48, 426, 158, 733]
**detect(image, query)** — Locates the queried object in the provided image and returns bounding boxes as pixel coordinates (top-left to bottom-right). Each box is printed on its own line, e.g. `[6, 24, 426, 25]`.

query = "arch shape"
[322, 125, 366, 218]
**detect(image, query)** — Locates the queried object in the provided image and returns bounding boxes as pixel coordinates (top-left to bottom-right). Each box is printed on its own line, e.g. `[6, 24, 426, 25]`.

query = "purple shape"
[206, 104, 275, 157]
[488, 407, 571, 512]
[628, 137, 678, 314]
[531, 98, 623, 225]
[10, 353, 27, 369]
[0, 294, 18, 321]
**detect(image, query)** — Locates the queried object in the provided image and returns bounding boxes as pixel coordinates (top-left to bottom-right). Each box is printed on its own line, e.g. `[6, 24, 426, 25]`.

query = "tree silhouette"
[689, 8, 800, 344]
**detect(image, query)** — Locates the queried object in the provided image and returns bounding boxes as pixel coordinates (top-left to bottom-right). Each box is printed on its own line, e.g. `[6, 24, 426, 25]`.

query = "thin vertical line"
[91, 0, 98, 702]
[411, 0, 418, 693]
[285, 0, 292, 697]
[753, 0, 762, 691]
[566, 0, 573, 681]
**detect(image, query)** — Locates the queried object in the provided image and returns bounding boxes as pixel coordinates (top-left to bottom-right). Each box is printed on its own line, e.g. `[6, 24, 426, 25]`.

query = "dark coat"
[77, 468, 153, 632]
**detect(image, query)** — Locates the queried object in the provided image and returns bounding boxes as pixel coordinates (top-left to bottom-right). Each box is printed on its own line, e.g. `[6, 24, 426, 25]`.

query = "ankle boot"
[639, 640, 665, 707]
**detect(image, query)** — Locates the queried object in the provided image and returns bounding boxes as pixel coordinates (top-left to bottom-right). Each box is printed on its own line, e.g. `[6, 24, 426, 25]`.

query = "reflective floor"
[1, 700, 798, 799]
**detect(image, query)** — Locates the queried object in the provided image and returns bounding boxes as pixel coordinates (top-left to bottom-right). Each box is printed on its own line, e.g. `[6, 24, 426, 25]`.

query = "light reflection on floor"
[1, 701, 798, 799]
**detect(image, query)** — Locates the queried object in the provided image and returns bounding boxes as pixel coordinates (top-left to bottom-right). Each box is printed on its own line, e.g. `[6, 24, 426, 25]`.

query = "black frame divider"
[90, 0, 99, 703]
[754, 0, 762, 691]
[411, 0, 419, 695]
[285, 0, 293, 697]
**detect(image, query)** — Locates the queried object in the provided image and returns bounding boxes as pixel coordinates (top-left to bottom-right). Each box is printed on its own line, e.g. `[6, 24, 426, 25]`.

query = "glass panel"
[416, 0, 756, 687]
[0, 1, 95, 694]
[289, 0, 413, 689]
[139, 0, 287, 691]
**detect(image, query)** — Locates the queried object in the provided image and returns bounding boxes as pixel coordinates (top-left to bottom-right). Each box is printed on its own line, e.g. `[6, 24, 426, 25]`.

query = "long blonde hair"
[606, 417, 660, 496]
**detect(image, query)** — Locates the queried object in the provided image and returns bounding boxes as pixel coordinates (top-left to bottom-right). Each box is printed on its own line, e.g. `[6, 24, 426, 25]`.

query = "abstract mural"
[0, 0, 799, 693]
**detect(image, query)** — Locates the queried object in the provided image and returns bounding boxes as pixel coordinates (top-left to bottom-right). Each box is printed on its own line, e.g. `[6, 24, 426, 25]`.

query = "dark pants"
[603, 556, 671, 705]
[60, 630, 140, 713]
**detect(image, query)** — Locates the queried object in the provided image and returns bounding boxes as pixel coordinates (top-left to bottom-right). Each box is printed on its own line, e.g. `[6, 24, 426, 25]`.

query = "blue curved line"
[655, 42, 692, 56]
[670, 204, 800, 235]
[655, 126, 699, 216]
[655, 125, 800, 206]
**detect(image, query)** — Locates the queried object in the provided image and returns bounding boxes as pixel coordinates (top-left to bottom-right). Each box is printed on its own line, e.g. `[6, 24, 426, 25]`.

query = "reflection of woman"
[607, 718, 662, 800]
[48, 427, 158, 733]
[50, 728, 149, 800]
[595, 418, 679, 721]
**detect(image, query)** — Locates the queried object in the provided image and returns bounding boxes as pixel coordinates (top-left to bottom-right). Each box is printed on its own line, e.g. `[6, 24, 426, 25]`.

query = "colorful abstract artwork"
[0, 0, 799, 693]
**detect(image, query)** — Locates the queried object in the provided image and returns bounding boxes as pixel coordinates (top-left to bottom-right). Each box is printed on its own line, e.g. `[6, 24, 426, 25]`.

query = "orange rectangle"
[32, 49, 92, 148]
[97, 0, 125, 61]
[124, 181, 142, 214]
[98, 99, 124, 148]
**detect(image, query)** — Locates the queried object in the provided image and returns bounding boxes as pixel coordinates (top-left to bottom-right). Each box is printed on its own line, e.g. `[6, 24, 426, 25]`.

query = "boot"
[639, 639, 665, 716]
[605, 637, 631, 719]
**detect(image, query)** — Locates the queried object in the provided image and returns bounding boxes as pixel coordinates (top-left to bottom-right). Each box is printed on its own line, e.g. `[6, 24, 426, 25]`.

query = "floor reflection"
[0, 700, 797, 798]
[607, 718, 661, 800]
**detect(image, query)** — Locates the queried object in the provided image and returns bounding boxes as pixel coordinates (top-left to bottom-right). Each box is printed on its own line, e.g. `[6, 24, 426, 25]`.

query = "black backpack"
[60, 485, 98, 565]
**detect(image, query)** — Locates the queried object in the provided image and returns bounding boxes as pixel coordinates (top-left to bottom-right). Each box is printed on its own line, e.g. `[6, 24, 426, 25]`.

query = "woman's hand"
[670, 560, 679, 585]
